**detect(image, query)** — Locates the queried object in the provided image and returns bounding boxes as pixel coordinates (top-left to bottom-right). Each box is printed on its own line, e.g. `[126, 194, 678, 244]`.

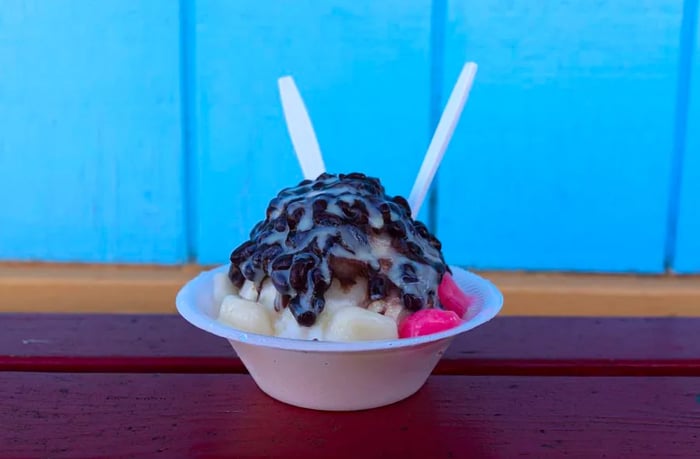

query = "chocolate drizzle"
[228, 172, 448, 326]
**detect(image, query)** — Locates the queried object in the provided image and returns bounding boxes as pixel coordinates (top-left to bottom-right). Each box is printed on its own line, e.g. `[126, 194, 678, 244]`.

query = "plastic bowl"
[176, 265, 503, 411]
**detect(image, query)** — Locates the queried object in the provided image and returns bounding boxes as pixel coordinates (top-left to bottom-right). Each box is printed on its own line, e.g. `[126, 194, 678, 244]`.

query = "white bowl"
[176, 265, 503, 411]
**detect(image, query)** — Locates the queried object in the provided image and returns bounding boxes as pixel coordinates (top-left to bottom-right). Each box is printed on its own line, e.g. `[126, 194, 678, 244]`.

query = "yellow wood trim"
[1, 263, 699, 316]
[485, 271, 700, 316]
[0, 263, 204, 314]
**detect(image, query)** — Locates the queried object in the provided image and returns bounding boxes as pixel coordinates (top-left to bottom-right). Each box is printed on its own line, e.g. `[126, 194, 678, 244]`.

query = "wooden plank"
[0, 263, 200, 313]
[192, 0, 433, 265]
[2, 314, 699, 376]
[673, 0, 700, 273]
[2, 263, 700, 316]
[437, 0, 683, 273]
[3, 373, 699, 458]
[0, 1, 186, 264]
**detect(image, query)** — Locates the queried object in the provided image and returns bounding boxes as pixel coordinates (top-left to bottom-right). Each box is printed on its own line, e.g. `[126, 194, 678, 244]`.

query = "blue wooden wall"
[0, 1, 186, 264]
[674, 0, 700, 273]
[192, 1, 433, 265]
[0, 0, 698, 273]
[438, 0, 683, 273]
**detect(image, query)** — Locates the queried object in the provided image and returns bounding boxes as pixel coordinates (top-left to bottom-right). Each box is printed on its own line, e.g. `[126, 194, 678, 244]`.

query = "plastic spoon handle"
[408, 62, 478, 217]
[278, 76, 326, 180]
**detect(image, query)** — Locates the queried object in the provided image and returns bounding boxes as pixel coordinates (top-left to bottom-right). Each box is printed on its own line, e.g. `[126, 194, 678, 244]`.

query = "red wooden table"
[2, 314, 700, 458]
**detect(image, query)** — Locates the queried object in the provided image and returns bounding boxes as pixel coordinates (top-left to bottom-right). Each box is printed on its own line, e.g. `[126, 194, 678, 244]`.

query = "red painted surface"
[0, 313, 232, 357]
[3, 372, 699, 458]
[2, 314, 699, 375]
[3, 315, 700, 457]
[2, 356, 700, 377]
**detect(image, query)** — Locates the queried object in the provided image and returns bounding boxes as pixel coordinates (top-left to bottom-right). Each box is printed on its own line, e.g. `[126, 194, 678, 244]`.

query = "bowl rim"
[176, 264, 503, 353]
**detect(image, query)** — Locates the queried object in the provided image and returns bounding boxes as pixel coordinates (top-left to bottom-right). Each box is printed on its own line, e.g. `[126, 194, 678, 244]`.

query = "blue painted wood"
[193, 1, 433, 264]
[437, 0, 683, 272]
[673, 0, 700, 273]
[0, 1, 185, 263]
[0, 0, 691, 272]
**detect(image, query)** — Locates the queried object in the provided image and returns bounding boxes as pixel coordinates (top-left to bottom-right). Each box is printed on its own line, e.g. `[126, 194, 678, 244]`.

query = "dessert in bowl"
[176, 172, 503, 411]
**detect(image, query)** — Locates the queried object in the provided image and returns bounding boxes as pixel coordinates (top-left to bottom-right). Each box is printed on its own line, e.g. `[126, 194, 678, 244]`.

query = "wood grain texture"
[192, 0, 433, 264]
[2, 263, 700, 316]
[2, 314, 699, 376]
[3, 373, 699, 458]
[674, 0, 700, 273]
[437, 0, 683, 273]
[0, 1, 186, 263]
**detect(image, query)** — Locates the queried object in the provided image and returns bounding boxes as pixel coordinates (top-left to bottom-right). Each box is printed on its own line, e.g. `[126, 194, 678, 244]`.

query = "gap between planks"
[0, 262, 699, 316]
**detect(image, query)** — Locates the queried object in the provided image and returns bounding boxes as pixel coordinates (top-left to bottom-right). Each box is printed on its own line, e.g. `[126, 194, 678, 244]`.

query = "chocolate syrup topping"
[228, 172, 448, 326]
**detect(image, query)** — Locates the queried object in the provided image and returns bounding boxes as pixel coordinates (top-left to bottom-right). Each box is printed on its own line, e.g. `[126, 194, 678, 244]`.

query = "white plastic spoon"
[278, 76, 326, 180]
[408, 62, 478, 217]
